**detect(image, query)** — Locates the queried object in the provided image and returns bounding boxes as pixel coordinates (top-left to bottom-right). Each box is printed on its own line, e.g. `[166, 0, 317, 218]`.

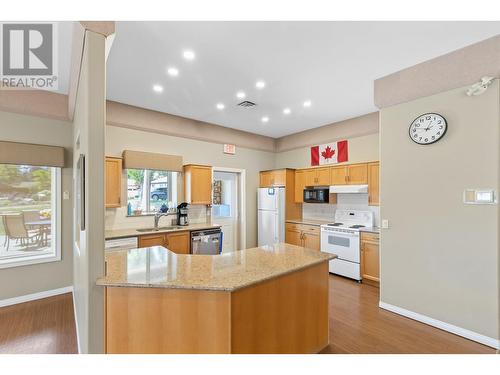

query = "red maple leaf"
[321, 146, 335, 160]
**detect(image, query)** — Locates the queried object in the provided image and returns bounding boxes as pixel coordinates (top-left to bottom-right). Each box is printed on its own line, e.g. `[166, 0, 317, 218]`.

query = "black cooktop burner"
[328, 223, 344, 226]
[349, 225, 366, 229]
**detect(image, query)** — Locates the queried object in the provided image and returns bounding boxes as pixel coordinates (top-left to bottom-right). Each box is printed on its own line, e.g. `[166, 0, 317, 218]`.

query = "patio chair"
[22, 210, 41, 229]
[3, 214, 42, 251]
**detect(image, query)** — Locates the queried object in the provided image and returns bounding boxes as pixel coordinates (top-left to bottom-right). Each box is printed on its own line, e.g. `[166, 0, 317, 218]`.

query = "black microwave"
[303, 188, 329, 203]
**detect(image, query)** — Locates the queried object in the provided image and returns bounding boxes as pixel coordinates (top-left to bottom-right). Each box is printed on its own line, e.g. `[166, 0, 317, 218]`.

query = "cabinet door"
[285, 224, 302, 246]
[302, 231, 320, 251]
[330, 166, 347, 185]
[105, 157, 122, 208]
[138, 233, 165, 248]
[316, 168, 330, 186]
[166, 231, 190, 254]
[361, 238, 380, 283]
[304, 169, 317, 187]
[347, 164, 368, 185]
[259, 171, 273, 187]
[272, 170, 286, 186]
[368, 162, 379, 206]
[190, 166, 212, 204]
[294, 171, 305, 203]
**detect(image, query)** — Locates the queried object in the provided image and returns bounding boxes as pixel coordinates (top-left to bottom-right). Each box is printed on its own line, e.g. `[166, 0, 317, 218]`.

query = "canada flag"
[310, 140, 348, 166]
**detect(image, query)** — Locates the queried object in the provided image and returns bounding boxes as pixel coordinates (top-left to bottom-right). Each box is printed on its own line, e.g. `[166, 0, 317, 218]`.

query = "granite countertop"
[97, 243, 336, 291]
[286, 218, 331, 226]
[359, 227, 380, 234]
[105, 222, 221, 240]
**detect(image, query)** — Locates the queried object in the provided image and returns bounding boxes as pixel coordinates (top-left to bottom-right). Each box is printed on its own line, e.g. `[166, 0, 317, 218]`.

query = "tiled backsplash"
[302, 193, 380, 226]
[105, 205, 210, 230]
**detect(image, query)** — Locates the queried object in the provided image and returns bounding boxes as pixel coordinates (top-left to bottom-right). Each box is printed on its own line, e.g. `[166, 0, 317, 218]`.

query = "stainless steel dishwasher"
[191, 228, 222, 255]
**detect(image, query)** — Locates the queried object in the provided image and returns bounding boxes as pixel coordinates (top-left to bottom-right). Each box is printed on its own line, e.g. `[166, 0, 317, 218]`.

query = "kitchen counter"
[105, 222, 221, 240]
[100, 243, 334, 354]
[286, 218, 331, 226]
[359, 227, 380, 234]
[97, 243, 336, 291]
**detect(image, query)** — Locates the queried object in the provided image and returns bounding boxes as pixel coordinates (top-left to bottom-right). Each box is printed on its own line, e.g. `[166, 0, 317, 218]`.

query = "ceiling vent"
[237, 101, 256, 107]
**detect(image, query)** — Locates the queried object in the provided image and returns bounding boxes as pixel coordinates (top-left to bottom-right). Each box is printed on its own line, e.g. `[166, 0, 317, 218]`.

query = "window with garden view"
[127, 169, 178, 215]
[0, 164, 61, 268]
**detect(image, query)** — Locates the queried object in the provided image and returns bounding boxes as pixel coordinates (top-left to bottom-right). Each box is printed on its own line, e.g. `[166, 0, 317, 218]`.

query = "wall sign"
[311, 140, 348, 166]
[223, 144, 236, 155]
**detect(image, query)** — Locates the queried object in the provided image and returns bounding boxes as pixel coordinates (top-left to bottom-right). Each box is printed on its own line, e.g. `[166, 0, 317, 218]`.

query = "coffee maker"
[177, 202, 189, 226]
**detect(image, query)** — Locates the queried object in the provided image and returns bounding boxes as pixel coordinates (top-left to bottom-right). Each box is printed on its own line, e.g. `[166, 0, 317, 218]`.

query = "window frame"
[0, 167, 62, 269]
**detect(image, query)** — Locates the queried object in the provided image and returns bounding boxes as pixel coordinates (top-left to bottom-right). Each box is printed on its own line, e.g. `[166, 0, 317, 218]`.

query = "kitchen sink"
[136, 226, 183, 233]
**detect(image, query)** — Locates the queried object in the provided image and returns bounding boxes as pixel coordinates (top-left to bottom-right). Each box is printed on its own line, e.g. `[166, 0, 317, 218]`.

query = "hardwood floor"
[0, 278, 495, 354]
[321, 275, 495, 354]
[0, 293, 77, 354]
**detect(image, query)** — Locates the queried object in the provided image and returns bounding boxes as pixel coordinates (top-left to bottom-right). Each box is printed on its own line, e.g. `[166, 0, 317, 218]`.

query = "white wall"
[105, 125, 275, 248]
[380, 81, 499, 345]
[0, 111, 73, 300]
[72, 30, 106, 354]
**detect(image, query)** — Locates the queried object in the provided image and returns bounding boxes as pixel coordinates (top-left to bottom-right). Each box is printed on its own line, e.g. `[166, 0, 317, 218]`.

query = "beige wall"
[380, 81, 499, 342]
[274, 133, 379, 169]
[105, 125, 276, 248]
[72, 30, 106, 354]
[0, 111, 73, 300]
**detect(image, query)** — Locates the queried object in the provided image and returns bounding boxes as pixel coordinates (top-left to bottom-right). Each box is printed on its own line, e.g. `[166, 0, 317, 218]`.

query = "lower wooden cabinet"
[285, 223, 320, 251]
[138, 231, 190, 254]
[360, 232, 380, 285]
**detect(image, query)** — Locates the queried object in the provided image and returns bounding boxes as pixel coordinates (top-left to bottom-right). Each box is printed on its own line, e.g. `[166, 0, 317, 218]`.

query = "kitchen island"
[97, 243, 336, 354]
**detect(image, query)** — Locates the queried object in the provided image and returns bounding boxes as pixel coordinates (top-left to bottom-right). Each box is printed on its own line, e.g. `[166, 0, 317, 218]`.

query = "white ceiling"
[102, 22, 500, 138]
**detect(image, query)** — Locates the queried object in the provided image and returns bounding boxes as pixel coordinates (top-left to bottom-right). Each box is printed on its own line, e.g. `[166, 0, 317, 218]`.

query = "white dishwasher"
[105, 236, 138, 252]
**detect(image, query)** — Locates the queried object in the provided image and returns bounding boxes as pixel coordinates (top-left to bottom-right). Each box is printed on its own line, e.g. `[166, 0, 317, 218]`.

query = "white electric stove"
[320, 210, 374, 281]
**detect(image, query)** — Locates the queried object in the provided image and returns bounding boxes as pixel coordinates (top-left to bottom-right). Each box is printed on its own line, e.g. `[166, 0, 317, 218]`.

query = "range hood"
[329, 184, 368, 194]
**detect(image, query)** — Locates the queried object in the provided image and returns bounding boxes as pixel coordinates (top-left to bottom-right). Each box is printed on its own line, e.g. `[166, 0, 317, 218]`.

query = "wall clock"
[409, 113, 447, 145]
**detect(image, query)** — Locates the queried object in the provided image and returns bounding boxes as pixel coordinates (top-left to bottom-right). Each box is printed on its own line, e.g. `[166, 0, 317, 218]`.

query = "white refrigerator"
[257, 187, 286, 246]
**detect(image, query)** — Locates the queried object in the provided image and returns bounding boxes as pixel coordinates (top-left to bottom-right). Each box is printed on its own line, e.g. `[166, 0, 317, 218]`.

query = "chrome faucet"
[154, 211, 170, 230]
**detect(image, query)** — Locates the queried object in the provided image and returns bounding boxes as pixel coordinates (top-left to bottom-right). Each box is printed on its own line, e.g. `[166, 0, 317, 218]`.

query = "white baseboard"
[379, 301, 500, 350]
[71, 289, 82, 354]
[0, 286, 73, 308]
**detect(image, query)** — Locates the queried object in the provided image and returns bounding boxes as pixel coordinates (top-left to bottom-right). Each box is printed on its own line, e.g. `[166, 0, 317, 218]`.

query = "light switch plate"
[463, 189, 497, 204]
[381, 219, 389, 229]
[63, 191, 70, 200]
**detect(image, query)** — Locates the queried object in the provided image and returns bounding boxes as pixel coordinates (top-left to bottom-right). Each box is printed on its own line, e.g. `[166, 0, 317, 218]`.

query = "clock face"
[409, 113, 447, 145]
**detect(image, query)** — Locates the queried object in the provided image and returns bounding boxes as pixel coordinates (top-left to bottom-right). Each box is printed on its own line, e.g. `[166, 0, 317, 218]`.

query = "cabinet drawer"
[301, 224, 320, 233]
[285, 222, 302, 231]
[361, 232, 379, 242]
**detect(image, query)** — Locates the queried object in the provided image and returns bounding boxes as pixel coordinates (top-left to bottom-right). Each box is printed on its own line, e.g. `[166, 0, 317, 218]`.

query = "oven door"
[321, 230, 360, 263]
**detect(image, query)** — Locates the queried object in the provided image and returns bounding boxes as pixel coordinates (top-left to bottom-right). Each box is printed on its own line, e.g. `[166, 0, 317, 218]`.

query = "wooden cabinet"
[361, 232, 379, 285]
[105, 157, 122, 208]
[138, 231, 190, 254]
[303, 167, 330, 187]
[346, 164, 368, 185]
[259, 169, 286, 187]
[330, 166, 346, 185]
[184, 164, 212, 205]
[285, 223, 320, 251]
[294, 170, 305, 203]
[368, 162, 379, 206]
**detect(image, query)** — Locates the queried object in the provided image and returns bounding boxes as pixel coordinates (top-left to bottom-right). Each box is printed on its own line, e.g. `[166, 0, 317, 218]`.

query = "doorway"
[211, 168, 245, 253]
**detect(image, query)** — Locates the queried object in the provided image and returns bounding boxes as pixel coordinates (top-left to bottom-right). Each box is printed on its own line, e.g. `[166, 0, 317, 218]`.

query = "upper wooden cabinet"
[346, 163, 368, 185]
[330, 166, 346, 185]
[304, 167, 330, 187]
[294, 170, 305, 203]
[368, 162, 380, 206]
[105, 157, 122, 208]
[138, 231, 190, 254]
[259, 169, 286, 187]
[184, 164, 212, 205]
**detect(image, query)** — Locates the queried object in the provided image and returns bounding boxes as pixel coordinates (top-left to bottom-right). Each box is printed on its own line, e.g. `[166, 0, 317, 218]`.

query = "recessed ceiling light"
[255, 80, 266, 89]
[261, 116, 269, 123]
[303, 100, 312, 108]
[183, 50, 196, 60]
[152, 84, 164, 93]
[167, 67, 179, 77]
[283, 108, 291, 115]
[216, 103, 225, 110]
[236, 91, 246, 99]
